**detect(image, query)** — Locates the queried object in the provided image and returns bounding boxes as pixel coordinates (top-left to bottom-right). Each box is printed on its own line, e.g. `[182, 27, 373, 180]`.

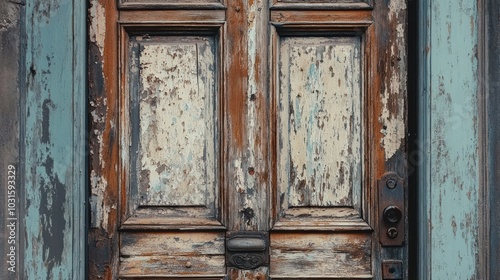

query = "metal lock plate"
[382, 260, 403, 279]
[379, 172, 405, 246]
[226, 232, 269, 269]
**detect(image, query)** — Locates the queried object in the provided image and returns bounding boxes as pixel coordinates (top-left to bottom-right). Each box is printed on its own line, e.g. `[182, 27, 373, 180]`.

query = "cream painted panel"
[136, 36, 217, 207]
[278, 36, 362, 208]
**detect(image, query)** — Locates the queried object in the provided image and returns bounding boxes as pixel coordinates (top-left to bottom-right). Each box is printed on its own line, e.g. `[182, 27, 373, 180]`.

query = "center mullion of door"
[224, 0, 271, 232]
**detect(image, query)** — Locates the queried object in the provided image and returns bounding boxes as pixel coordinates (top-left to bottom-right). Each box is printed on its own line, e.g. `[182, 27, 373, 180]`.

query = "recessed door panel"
[278, 36, 362, 209]
[135, 36, 217, 208]
[122, 31, 223, 229]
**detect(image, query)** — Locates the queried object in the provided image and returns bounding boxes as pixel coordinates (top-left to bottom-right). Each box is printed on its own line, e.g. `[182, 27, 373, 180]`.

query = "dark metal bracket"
[379, 172, 405, 246]
[226, 232, 269, 269]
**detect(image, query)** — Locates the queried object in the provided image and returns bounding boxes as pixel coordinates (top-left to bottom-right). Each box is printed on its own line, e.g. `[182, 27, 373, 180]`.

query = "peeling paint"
[136, 37, 217, 207]
[89, 1, 106, 56]
[380, 0, 407, 161]
[278, 37, 362, 207]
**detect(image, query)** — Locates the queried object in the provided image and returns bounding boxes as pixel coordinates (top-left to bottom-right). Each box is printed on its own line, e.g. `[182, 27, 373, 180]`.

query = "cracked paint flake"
[136, 37, 217, 207]
[380, 0, 407, 160]
[278, 36, 362, 208]
[89, 1, 106, 55]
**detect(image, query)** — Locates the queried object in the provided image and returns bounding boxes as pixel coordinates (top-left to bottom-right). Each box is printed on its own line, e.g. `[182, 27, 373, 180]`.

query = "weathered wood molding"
[487, 0, 499, 278]
[419, 0, 487, 278]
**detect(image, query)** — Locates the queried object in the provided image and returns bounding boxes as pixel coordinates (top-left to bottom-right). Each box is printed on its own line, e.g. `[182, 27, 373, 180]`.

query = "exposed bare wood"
[119, 10, 226, 23]
[120, 256, 226, 277]
[120, 232, 225, 256]
[224, 0, 270, 232]
[118, 0, 225, 10]
[88, 0, 121, 278]
[271, 10, 372, 23]
[270, 0, 373, 10]
[270, 232, 372, 278]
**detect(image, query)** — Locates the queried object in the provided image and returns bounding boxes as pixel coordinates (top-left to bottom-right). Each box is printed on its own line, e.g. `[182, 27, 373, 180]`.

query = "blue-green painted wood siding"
[24, 0, 86, 279]
[420, 0, 483, 278]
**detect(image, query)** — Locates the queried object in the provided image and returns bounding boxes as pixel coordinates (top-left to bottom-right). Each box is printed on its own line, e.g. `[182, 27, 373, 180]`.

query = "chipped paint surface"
[419, 0, 482, 278]
[89, 1, 106, 56]
[24, 0, 87, 279]
[136, 38, 217, 207]
[278, 37, 362, 207]
[380, 0, 407, 161]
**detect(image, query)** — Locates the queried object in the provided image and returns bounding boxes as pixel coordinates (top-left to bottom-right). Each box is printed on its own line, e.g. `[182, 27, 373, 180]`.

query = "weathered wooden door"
[88, 0, 407, 279]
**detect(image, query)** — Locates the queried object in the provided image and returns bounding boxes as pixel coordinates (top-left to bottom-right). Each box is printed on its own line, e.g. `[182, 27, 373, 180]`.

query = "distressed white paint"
[137, 37, 217, 207]
[380, 0, 407, 160]
[88, 1, 106, 56]
[278, 36, 362, 208]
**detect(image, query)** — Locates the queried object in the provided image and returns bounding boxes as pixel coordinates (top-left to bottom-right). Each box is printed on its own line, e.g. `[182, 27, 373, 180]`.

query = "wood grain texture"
[270, 0, 373, 10]
[23, 0, 87, 279]
[118, 0, 225, 10]
[419, 0, 482, 279]
[135, 37, 217, 207]
[88, 0, 121, 278]
[277, 36, 362, 208]
[224, 0, 270, 232]
[487, 0, 499, 278]
[0, 2, 21, 280]
[119, 232, 225, 277]
[270, 232, 372, 278]
[119, 10, 226, 23]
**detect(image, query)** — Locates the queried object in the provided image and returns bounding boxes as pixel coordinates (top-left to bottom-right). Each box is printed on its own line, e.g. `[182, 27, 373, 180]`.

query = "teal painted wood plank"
[420, 0, 482, 278]
[24, 0, 86, 279]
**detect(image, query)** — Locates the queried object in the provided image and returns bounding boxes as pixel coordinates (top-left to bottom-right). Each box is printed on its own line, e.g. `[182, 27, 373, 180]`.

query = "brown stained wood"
[119, 10, 226, 23]
[227, 267, 268, 280]
[118, 0, 225, 10]
[88, 0, 121, 279]
[120, 232, 224, 256]
[120, 255, 226, 277]
[225, 0, 270, 231]
[369, 0, 407, 278]
[271, 10, 372, 24]
[119, 232, 225, 277]
[270, 232, 372, 278]
[272, 207, 372, 231]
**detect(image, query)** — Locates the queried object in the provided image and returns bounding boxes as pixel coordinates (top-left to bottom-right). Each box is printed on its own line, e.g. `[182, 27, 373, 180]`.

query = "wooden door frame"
[11, 0, 497, 279]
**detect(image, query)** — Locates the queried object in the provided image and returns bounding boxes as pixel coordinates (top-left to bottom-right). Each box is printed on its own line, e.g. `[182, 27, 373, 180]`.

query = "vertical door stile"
[225, 0, 271, 278]
[88, 0, 120, 278]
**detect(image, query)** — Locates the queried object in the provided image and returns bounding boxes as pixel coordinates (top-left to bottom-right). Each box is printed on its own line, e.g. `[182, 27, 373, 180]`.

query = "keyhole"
[389, 266, 396, 274]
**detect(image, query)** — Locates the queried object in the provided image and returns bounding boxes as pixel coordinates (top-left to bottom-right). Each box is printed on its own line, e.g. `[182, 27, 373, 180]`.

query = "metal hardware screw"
[386, 179, 397, 189]
[387, 227, 398, 239]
